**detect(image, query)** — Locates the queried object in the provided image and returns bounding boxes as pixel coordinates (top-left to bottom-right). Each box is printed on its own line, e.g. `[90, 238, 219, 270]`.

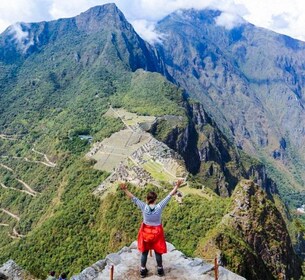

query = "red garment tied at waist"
[137, 223, 167, 254]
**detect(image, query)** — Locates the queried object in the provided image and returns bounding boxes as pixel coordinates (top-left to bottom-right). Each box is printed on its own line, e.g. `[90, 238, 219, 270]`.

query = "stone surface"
[72, 242, 245, 280]
[0, 272, 8, 280]
[0, 260, 34, 280]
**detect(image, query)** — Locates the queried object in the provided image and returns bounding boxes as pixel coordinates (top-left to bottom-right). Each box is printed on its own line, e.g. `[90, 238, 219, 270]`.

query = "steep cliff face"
[199, 180, 302, 280]
[151, 100, 278, 197]
[156, 8, 305, 154]
[155, 8, 305, 204]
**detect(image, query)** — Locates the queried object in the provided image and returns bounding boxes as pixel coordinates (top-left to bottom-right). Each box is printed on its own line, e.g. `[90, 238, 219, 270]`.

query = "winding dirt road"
[0, 208, 25, 238]
[32, 148, 56, 167]
[0, 163, 38, 196]
[1, 182, 36, 197]
[0, 208, 20, 221]
[0, 163, 14, 172]
[16, 179, 38, 196]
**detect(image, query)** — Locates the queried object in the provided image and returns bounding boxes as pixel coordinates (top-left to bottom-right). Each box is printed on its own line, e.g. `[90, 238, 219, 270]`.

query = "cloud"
[49, 0, 108, 19]
[121, 0, 249, 42]
[1, 0, 305, 42]
[131, 19, 164, 44]
[238, 0, 305, 41]
[0, 0, 52, 32]
[215, 12, 245, 30]
[8, 23, 34, 53]
[271, 14, 290, 29]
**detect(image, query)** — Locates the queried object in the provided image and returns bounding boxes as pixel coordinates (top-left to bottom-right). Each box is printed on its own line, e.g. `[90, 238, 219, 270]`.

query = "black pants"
[141, 250, 162, 267]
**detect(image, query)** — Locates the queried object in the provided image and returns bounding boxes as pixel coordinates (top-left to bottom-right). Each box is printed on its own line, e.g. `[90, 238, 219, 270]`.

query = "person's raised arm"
[158, 179, 184, 210]
[169, 179, 183, 196]
[119, 182, 134, 199]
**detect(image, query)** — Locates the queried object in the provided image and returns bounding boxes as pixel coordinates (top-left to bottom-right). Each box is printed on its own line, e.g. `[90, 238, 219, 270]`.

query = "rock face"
[151, 100, 278, 197]
[155, 8, 305, 199]
[199, 180, 302, 280]
[156, 8, 305, 154]
[72, 241, 245, 280]
[0, 260, 34, 280]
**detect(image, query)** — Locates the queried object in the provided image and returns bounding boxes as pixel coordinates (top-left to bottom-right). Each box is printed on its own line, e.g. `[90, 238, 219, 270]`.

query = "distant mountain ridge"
[0, 4, 164, 72]
[155, 8, 305, 203]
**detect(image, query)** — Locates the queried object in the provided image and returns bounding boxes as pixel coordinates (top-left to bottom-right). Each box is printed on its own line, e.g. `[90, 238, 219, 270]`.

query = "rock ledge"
[72, 241, 245, 280]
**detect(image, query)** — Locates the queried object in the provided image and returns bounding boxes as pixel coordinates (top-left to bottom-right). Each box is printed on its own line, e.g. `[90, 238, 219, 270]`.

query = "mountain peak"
[0, 3, 135, 61]
[82, 3, 120, 14]
[75, 3, 130, 33]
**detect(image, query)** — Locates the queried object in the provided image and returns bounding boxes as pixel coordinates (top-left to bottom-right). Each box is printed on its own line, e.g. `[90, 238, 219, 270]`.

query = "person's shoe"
[140, 268, 148, 278]
[157, 267, 164, 277]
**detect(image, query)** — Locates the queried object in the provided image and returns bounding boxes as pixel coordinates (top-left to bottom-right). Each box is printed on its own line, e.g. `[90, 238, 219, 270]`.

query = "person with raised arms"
[120, 179, 183, 278]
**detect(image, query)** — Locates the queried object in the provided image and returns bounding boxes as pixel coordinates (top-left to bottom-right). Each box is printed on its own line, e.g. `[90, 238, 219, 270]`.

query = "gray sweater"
[132, 194, 172, 226]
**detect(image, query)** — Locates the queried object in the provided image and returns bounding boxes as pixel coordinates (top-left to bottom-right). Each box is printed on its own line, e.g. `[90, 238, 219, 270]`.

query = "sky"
[1, 0, 305, 43]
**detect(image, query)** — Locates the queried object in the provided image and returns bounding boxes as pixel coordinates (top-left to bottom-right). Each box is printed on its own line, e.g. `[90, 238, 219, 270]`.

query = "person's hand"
[119, 182, 127, 190]
[176, 179, 184, 187]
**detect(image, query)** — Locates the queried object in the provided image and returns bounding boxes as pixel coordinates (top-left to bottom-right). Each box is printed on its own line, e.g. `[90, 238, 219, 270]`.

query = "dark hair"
[147, 191, 157, 204]
[60, 273, 67, 279]
[50, 271, 55, 277]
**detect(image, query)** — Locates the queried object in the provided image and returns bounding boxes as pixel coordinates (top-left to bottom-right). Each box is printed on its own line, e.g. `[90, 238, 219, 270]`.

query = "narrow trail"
[1, 155, 55, 168]
[16, 179, 38, 196]
[0, 163, 14, 172]
[0, 183, 8, 189]
[0, 208, 25, 239]
[0, 208, 20, 221]
[0, 134, 18, 141]
[31, 148, 56, 167]
[0, 163, 38, 196]
[1, 182, 36, 197]
[109, 106, 133, 131]
[12, 227, 25, 238]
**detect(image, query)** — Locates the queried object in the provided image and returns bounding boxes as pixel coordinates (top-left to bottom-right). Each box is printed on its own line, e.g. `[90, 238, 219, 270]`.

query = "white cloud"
[215, 12, 245, 30]
[131, 19, 164, 44]
[236, 0, 305, 41]
[8, 23, 34, 53]
[271, 14, 290, 29]
[0, 0, 52, 32]
[1, 0, 305, 42]
[49, 0, 108, 19]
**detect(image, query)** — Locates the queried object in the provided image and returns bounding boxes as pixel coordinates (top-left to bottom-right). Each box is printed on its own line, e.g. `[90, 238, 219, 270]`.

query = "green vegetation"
[0, 8, 303, 279]
[163, 193, 230, 255]
[143, 160, 176, 181]
[111, 70, 186, 117]
[0, 159, 109, 277]
[0, 24, 192, 277]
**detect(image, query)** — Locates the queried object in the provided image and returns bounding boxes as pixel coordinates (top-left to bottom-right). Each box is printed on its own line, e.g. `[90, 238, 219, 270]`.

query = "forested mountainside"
[0, 3, 304, 280]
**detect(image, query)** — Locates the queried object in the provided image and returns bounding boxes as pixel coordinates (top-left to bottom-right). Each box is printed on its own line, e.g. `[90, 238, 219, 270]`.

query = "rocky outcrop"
[245, 164, 278, 197]
[0, 260, 35, 280]
[72, 241, 245, 280]
[199, 180, 302, 280]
